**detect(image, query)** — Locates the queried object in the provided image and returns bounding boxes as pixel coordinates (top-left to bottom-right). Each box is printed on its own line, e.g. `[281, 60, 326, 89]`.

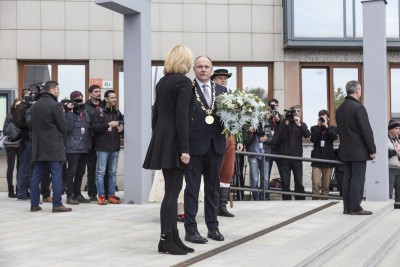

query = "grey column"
[362, 0, 389, 201]
[95, 0, 152, 204]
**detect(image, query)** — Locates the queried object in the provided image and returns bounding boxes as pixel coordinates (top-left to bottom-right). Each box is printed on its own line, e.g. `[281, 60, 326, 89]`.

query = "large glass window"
[242, 66, 269, 105]
[301, 65, 361, 126]
[18, 61, 88, 101]
[391, 67, 400, 118]
[293, 0, 344, 38]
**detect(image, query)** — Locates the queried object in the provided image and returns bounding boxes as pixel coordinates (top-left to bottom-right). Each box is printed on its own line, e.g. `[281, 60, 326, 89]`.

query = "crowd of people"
[2, 82, 124, 212]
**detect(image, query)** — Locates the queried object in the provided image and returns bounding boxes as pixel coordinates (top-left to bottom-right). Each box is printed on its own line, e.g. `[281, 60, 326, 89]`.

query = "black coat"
[188, 80, 227, 155]
[278, 121, 310, 157]
[310, 125, 338, 168]
[31, 93, 67, 162]
[143, 73, 194, 170]
[336, 96, 376, 161]
[64, 106, 91, 153]
[92, 107, 123, 152]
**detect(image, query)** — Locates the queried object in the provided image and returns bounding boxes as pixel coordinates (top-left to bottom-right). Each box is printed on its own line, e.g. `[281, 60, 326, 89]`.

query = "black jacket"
[92, 106, 123, 152]
[310, 125, 338, 168]
[336, 96, 376, 161]
[278, 121, 310, 157]
[31, 93, 67, 162]
[64, 106, 91, 153]
[143, 73, 194, 170]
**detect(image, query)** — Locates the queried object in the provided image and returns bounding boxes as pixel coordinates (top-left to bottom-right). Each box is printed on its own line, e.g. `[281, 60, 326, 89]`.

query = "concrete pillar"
[362, 0, 389, 201]
[95, 0, 152, 204]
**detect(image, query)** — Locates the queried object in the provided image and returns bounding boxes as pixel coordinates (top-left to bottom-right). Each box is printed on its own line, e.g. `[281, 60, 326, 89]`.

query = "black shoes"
[185, 230, 208, 244]
[207, 229, 224, 241]
[89, 196, 98, 201]
[52, 205, 72, 213]
[8, 185, 17, 198]
[30, 205, 42, 212]
[158, 233, 188, 255]
[349, 209, 373, 215]
[75, 195, 91, 203]
[218, 187, 235, 217]
[172, 229, 194, 253]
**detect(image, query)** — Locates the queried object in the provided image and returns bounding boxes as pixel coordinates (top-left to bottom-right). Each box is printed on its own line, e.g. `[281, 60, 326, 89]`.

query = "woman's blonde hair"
[163, 45, 193, 75]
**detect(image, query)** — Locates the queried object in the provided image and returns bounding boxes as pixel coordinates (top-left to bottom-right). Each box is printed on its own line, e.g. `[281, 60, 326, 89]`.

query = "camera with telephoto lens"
[61, 98, 83, 111]
[319, 117, 326, 124]
[24, 83, 44, 108]
[284, 108, 296, 121]
[271, 110, 278, 116]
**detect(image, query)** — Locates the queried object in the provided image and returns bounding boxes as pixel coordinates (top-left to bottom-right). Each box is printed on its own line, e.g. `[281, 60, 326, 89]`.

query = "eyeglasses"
[108, 97, 117, 100]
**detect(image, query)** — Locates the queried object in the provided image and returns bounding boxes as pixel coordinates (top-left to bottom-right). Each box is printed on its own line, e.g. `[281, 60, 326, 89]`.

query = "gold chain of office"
[193, 79, 216, 124]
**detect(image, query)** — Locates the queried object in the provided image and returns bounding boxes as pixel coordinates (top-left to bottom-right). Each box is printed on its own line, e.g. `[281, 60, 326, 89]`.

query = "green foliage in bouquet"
[216, 89, 266, 142]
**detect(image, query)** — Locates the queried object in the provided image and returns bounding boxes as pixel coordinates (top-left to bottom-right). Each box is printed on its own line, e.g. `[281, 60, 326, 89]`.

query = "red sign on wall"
[90, 78, 103, 87]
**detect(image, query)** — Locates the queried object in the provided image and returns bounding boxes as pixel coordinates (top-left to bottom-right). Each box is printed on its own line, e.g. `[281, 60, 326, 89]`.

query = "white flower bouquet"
[216, 89, 265, 141]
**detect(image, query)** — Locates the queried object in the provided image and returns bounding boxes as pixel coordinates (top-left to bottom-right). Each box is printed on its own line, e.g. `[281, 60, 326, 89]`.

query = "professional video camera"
[284, 107, 296, 121]
[61, 98, 84, 111]
[23, 83, 43, 108]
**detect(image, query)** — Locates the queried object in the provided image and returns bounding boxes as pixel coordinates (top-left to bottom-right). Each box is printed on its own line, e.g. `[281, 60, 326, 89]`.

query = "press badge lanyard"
[320, 129, 326, 147]
[79, 111, 85, 135]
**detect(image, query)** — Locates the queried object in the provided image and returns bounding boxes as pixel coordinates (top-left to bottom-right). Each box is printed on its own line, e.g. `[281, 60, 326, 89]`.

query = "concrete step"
[323, 209, 400, 267]
[376, 212, 400, 267]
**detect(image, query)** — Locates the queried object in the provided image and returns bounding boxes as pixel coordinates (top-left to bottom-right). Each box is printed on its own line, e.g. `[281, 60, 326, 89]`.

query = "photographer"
[64, 91, 91, 205]
[388, 120, 400, 208]
[267, 98, 284, 179]
[278, 105, 310, 200]
[243, 114, 273, 200]
[310, 110, 337, 199]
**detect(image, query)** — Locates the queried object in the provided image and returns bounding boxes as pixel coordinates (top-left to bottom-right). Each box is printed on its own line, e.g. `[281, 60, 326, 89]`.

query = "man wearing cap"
[64, 91, 91, 205]
[211, 69, 243, 217]
[336, 80, 376, 215]
[387, 119, 400, 209]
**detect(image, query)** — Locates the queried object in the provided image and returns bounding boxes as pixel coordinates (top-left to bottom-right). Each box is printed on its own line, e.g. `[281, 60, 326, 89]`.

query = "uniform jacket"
[143, 73, 194, 170]
[336, 96, 376, 161]
[92, 106, 123, 152]
[278, 121, 310, 157]
[188, 80, 227, 156]
[31, 93, 67, 162]
[64, 105, 91, 153]
[310, 125, 338, 168]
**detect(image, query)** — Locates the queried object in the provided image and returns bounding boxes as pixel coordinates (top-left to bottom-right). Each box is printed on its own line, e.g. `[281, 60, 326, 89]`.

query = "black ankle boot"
[8, 185, 17, 198]
[158, 233, 188, 255]
[172, 229, 194, 253]
[218, 187, 234, 217]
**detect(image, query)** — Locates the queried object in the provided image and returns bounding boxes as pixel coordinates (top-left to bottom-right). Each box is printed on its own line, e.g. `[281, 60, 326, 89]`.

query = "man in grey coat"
[336, 80, 376, 215]
[30, 81, 71, 213]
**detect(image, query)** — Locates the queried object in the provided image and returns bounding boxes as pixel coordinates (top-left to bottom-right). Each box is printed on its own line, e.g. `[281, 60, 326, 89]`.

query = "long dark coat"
[336, 96, 376, 161]
[31, 92, 67, 162]
[143, 73, 194, 170]
[310, 125, 338, 168]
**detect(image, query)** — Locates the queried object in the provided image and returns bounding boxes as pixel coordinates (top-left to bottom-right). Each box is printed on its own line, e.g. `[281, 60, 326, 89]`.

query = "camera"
[61, 98, 84, 111]
[24, 83, 44, 108]
[284, 108, 296, 121]
[271, 110, 278, 116]
[319, 117, 326, 124]
[118, 120, 124, 126]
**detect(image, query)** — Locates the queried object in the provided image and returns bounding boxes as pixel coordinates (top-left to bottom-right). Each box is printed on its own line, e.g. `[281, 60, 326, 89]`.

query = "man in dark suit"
[184, 56, 227, 243]
[336, 80, 376, 215]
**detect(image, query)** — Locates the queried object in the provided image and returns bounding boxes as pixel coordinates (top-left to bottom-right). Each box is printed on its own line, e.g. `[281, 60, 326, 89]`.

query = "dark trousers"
[280, 159, 305, 200]
[6, 148, 18, 187]
[31, 161, 63, 207]
[184, 145, 223, 233]
[17, 140, 31, 199]
[233, 154, 245, 200]
[160, 168, 184, 233]
[41, 167, 51, 198]
[86, 148, 97, 197]
[343, 161, 366, 213]
[66, 153, 88, 198]
[269, 148, 284, 179]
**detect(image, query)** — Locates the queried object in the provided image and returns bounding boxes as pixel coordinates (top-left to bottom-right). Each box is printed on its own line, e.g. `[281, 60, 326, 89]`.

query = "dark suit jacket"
[189, 80, 227, 156]
[336, 96, 376, 161]
[143, 73, 194, 170]
[31, 93, 67, 162]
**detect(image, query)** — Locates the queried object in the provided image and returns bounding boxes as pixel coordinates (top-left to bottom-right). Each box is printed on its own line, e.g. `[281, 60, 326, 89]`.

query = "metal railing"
[231, 150, 343, 201]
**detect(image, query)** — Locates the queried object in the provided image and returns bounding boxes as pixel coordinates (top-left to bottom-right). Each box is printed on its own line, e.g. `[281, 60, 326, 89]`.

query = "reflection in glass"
[333, 68, 358, 119]
[302, 68, 328, 128]
[23, 65, 52, 89]
[294, 0, 343, 38]
[212, 66, 237, 91]
[58, 65, 86, 102]
[242, 67, 269, 106]
[391, 68, 400, 118]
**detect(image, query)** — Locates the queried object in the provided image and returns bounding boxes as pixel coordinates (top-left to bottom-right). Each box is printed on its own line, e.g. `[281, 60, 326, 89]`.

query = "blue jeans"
[17, 140, 31, 199]
[31, 161, 63, 207]
[96, 151, 119, 197]
[248, 156, 270, 200]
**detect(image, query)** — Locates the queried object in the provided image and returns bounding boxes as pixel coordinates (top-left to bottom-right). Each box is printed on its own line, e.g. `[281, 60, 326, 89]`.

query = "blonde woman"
[143, 45, 194, 255]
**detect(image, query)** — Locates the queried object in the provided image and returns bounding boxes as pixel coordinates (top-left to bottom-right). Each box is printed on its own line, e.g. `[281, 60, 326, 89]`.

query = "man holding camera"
[388, 120, 400, 209]
[278, 105, 310, 200]
[92, 90, 124, 205]
[64, 91, 91, 205]
[336, 80, 376, 215]
[310, 110, 337, 199]
[267, 99, 284, 179]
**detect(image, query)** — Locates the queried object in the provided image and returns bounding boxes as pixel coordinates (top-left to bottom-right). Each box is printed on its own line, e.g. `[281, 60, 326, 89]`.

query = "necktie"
[202, 84, 211, 107]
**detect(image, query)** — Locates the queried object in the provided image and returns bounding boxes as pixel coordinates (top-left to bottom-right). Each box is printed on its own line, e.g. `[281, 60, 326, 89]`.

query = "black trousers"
[41, 167, 51, 198]
[269, 148, 284, 180]
[6, 148, 18, 187]
[184, 145, 223, 233]
[280, 159, 305, 200]
[66, 153, 88, 198]
[86, 148, 98, 197]
[343, 161, 366, 213]
[160, 168, 184, 233]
